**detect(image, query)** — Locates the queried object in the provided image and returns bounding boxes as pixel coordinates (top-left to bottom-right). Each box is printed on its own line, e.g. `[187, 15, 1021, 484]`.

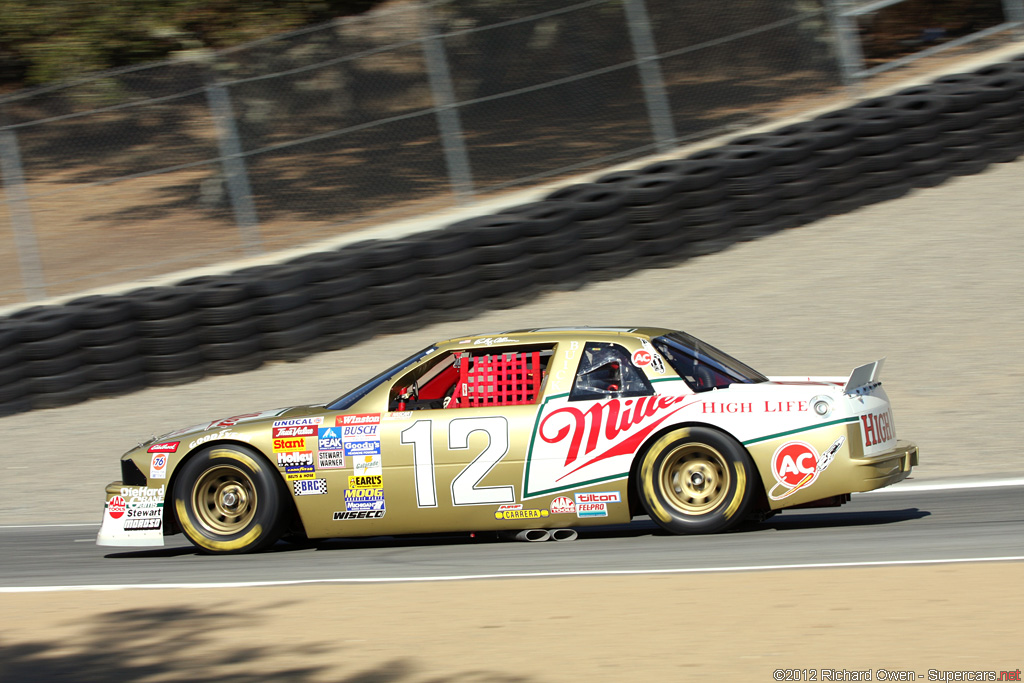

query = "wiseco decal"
[524, 394, 697, 497]
[273, 436, 310, 452]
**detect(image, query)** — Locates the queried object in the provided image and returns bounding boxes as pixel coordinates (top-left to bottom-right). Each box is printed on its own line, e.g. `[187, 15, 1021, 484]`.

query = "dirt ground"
[2, 562, 1021, 681]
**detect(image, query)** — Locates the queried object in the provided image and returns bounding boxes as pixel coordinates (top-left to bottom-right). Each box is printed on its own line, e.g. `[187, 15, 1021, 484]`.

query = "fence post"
[825, 0, 867, 92]
[623, 0, 677, 153]
[206, 77, 262, 255]
[0, 126, 46, 301]
[418, 2, 475, 202]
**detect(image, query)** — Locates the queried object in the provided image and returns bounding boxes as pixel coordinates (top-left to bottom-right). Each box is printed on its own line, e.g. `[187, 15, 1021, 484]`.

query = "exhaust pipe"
[499, 529, 551, 542]
[550, 528, 578, 542]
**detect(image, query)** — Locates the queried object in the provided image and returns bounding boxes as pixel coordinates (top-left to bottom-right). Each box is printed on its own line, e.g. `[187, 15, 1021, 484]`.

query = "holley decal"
[523, 394, 696, 498]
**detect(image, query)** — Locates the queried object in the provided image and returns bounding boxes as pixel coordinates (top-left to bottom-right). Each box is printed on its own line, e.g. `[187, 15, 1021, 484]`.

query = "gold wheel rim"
[191, 464, 257, 535]
[659, 443, 730, 515]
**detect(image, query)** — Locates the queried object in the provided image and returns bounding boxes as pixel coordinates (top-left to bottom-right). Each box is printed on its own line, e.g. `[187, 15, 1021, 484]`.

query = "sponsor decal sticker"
[318, 451, 345, 469]
[293, 479, 328, 496]
[107, 495, 126, 519]
[549, 496, 575, 514]
[473, 336, 519, 347]
[387, 411, 413, 419]
[336, 413, 381, 426]
[188, 430, 253, 450]
[524, 394, 697, 498]
[333, 510, 385, 520]
[318, 427, 344, 452]
[574, 491, 621, 518]
[348, 474, 382, 489]
[495, 508, 549, 520]
[273, 436, 310, 452]
[147, 441, 178, 453]
[768, 437, 844, 501]
[277, 451, 314, 467]
[354, 454, 382, 477]
[208, 409, 288, 430]
[117, 485, 165, 532]
[632, 349, 652, 367]
[149, 453, 168, 480]
[273, 425, 317, 438]
[285, 465, 316, 481]
[272, 416, 324, 428]
[344, 486, 385, 512]
[498, 503, 523, 511]
[861, 410, 895, 447]
[339, 419, 381, 460]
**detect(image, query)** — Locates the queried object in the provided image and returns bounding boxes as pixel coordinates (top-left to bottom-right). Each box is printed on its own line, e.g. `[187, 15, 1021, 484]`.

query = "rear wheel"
[637, 427, 754, 534]
[173, 445, 286, 554]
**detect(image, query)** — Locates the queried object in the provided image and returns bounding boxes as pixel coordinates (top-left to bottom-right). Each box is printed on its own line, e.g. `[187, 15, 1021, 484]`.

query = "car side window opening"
[569, 342, 653, 401]
[389, 345, 555, 411]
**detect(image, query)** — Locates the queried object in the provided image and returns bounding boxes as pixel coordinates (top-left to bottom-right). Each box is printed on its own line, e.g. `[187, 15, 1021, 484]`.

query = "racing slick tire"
[173, 445, 287, 554]
[637, 427, 755, 535]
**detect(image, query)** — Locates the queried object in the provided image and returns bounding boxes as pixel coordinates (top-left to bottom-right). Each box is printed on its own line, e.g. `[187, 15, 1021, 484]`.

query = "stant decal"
[524, 393, 696, 498]
[273, 436, 310, 452]
[768, 437, 844, 501]
[149, 453, 168, 480]
[147, 442, 178, 453]
[107, 495, 126, 519]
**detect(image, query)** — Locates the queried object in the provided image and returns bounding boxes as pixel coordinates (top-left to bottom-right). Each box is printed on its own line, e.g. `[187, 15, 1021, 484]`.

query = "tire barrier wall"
[2, 56, 1023, 416]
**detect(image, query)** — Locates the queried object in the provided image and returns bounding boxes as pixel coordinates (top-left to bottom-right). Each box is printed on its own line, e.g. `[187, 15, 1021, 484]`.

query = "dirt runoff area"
[2, 562, 1021, 681]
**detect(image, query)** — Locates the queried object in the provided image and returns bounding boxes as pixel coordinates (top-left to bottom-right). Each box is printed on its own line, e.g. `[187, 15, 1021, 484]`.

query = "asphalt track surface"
[2, 480, 1020, 591]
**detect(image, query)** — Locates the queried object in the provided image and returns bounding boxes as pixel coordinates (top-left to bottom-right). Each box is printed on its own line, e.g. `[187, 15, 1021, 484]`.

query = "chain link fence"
[0, 0, 1019, 305]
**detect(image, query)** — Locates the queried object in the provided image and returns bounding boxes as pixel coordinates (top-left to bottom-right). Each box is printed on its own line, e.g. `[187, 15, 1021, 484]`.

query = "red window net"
[450, 351, 543, 408]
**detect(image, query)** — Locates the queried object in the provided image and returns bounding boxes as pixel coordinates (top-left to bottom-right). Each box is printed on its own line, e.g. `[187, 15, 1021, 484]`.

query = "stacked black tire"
[1, 56, 1023, 416]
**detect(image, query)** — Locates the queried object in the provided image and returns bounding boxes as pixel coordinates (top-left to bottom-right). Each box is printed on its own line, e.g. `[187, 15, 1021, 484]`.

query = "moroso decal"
[524, 393, 697, 498]
[768, 437, 844, 500]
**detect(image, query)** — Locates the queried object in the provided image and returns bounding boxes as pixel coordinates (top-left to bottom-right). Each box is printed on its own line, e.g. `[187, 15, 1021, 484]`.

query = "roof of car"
[435, 326, 674, 349]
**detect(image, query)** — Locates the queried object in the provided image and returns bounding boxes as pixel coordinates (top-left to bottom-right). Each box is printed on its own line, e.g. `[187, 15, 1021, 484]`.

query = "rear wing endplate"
[843, 358, 885, 395]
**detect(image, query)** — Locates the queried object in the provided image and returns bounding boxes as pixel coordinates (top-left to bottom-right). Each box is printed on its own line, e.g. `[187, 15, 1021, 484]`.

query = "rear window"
[653, 332, 767, 392]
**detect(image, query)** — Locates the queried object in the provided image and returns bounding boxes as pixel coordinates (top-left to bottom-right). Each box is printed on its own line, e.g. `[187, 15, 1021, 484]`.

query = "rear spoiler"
[843, 358, 885, 395]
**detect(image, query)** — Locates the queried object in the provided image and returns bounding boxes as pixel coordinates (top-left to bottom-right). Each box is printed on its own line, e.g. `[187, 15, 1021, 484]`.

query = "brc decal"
[768, 437, 845, 501]
[147, 442, 179, 453]
[861, 410, 895, 447]
[524, 393, 697, 498]
[293, 479, 327, 496]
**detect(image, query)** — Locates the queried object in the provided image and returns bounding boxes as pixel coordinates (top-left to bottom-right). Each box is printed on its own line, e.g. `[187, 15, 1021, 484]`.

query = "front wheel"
[173, 445, 286, 554]
[637, 427, 754, 534]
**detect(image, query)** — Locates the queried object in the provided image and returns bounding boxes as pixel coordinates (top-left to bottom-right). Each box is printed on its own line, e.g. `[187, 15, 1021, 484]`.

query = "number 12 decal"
[400, 417, 515, 508]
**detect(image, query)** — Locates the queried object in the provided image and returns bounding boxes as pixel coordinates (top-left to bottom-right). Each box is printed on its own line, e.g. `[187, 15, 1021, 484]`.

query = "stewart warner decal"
[523, 392, 697, 498]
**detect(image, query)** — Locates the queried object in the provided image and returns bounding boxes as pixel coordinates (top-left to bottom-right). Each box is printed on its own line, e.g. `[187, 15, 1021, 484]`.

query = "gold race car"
[98, 327, 918, 554]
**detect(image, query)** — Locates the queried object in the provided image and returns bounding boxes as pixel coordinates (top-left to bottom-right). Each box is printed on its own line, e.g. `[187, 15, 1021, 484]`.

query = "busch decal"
[768, 437, 844, 500]
[524, 393, 696, 498]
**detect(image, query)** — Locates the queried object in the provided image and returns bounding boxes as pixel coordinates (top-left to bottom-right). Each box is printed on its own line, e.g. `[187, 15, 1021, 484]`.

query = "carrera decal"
[495, 508, 549, 520]
[768, 437, 845, 501]
[523, 393, 697, 498]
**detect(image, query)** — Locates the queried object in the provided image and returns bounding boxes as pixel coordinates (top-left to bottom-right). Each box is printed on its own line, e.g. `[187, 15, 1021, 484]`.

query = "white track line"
[2, 556, 1022, 593]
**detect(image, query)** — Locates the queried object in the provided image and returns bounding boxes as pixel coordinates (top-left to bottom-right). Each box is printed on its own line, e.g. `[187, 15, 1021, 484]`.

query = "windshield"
[653, 332, 767, 391]
[327, 346, 436, 411]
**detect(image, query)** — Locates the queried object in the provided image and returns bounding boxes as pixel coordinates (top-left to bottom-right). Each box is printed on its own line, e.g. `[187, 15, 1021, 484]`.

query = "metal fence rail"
[0, 0, 1019, 304]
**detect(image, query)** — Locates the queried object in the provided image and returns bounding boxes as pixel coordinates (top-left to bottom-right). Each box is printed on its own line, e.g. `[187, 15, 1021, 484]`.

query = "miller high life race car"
[98, 327, 919, 554]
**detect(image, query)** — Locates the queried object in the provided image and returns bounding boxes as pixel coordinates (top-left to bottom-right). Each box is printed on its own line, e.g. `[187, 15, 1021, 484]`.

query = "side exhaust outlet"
[550, 528, 578, 542]
[500, 529, 551, 542]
